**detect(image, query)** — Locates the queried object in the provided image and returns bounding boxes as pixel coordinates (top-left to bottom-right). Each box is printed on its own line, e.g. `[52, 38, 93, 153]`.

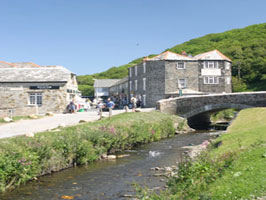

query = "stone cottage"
[0, 62, 79, 118]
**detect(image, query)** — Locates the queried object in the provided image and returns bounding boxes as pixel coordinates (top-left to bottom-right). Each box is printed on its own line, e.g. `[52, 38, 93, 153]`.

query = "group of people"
[96, 98, 115, 116]
[67, 96, 142, 115]
[66, 99, 91, 113]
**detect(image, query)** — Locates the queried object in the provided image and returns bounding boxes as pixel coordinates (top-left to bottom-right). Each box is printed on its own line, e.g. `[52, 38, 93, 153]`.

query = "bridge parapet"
[157, 91, 266, 118]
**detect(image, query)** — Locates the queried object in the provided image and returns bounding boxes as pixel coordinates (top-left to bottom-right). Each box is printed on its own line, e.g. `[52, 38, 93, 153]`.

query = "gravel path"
[0, 108, 155, 139]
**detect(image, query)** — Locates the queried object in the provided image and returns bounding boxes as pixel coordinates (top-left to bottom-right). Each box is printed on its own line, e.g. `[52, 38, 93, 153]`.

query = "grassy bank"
[0, 111, 187, 192]
[138, 108, 266, 199]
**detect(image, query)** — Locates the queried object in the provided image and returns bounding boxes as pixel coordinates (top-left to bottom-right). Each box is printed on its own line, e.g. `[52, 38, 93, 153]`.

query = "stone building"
[128, 49, 232, 107]
[93, 79, 121, 99]
[0, 62, 79, 118]
[94, 77, 129, 104]
[92, 49, 232, 108]
[109, 77, 128, 103]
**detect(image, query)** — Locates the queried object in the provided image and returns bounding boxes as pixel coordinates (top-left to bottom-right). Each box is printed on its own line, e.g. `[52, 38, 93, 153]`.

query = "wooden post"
[109, 107, 112, 120]
[100, 107, 103, 120]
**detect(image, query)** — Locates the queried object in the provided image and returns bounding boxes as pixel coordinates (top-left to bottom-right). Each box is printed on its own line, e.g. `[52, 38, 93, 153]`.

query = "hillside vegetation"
[78, 23, 266, 96]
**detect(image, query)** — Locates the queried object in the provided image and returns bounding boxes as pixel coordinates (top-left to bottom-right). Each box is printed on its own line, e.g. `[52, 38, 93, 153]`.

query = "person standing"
[106, 98, 115, 118]
[131, 96, 137, 112]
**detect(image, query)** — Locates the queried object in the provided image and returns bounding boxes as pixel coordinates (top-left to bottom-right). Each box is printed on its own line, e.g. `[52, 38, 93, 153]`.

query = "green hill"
[78, 23, 266, 96]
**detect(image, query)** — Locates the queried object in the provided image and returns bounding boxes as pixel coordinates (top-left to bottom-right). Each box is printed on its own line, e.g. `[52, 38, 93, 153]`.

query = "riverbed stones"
[106, 155, 116, 160]
[117, 154, 130, 158]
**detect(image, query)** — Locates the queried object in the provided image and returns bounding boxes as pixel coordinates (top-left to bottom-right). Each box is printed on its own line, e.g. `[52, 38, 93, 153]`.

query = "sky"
[0, 0, 265, 75]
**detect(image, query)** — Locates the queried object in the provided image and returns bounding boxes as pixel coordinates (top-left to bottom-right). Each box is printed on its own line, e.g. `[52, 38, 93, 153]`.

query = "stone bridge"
[157, 91, 266, 129]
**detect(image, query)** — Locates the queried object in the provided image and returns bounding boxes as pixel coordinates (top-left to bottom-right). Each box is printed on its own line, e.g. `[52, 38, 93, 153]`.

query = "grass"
[0, 111, 187, 192]
[138, 108, 266, 199]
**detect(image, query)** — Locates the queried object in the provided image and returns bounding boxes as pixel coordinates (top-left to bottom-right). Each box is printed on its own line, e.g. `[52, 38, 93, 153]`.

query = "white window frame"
[135, 80, 138, 91]
[143, 62, 146, 73]
[143, 78, 146, 91]
[203, 76, 219, 84]
[129, 68, 132, 77]
[178, 79, 186, 88]
[143, 95, 146, 106]
[204, 61, 218, 69]
[29, 93, 43, 106]
[135, 66, 137, 76]
[177, 62, 185, 69]
[129, 81, 132, 91]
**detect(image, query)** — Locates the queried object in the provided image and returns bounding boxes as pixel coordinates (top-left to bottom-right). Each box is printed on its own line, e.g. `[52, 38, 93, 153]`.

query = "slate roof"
[93, 79, 121, 88]
[115, 76, 128, 85]
[194, 49, 232, 62]
[0, 65, 74, 83]
[0, 61, 16, 68]
[144, 51, 194, 61]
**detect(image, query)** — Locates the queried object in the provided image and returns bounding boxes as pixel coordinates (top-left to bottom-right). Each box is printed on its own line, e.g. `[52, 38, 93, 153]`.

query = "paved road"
[0, 108, 155, 139]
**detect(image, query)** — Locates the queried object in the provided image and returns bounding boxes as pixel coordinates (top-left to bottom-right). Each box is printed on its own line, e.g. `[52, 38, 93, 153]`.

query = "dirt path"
[0, 108, 155, 139]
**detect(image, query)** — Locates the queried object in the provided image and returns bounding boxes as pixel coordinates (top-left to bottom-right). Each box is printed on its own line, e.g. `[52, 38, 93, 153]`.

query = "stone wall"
[0, 82, 72, 117]
[0, 107, 36, 118]
[165, 61, 199, 93]
[129, 61, 166, 107]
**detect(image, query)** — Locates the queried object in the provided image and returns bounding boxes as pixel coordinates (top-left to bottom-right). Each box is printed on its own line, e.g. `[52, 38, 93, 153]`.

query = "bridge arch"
[185, 103, 252, 129]
[181, 103, 253, 119]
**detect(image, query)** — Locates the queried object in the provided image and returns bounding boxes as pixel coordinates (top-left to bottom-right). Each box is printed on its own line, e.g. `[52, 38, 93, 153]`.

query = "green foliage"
[0, 111, 186, 192]
[232, 77, 247, 92]
[77, 23, 266, 96]
[210, 109, 236, 122]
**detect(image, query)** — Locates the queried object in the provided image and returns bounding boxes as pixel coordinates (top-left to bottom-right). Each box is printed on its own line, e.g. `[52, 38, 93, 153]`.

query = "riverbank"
[0, 111, 189, 192]
[139, 108, 266, 199]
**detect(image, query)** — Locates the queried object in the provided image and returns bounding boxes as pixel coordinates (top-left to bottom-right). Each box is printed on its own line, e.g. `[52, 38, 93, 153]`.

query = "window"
[177, 62, 185, 69]
[129, 68, 132, 77]
[204, 76, 219, 84]
[204, 61, 218, 69]
[178, 79, 186, 88]
[129, 81, 132, 91]
[135, 66, 137, 76]
[135, 80, 138, 91]
[143, 62, 146, 73]
[143, 95, 146, 106]
[143, 78, 146, 91]
[29, 93, 42, 105]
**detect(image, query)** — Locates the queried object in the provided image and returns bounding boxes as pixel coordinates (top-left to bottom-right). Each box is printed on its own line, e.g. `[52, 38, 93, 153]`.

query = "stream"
[0, 130, 222, 200]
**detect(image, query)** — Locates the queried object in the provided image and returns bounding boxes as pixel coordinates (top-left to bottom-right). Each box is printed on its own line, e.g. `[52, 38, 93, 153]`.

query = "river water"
[0, 131, 221, 200]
